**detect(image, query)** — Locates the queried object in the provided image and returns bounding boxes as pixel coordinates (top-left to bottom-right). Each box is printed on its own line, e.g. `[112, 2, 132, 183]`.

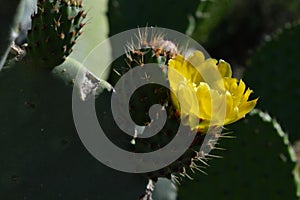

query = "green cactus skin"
[178, 110, 300, 200]
[0, 57, 150, 199]
[244, 22, 300, 143]
[26, 0, 86, 69]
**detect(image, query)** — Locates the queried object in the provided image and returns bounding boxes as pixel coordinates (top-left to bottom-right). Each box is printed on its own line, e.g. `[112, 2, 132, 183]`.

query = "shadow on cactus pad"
[244, 22, 300, 143]
[178, 110, 300, 200]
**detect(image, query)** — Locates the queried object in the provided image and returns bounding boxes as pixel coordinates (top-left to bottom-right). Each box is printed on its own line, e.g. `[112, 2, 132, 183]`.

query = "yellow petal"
[238, 98, 258, 118]
[217, 59, 232, 78]
[210, 90, 227, 125]
[241, 88, 253, 103]
[196, 82, 212, 120]
[176, 81, 196, 115]
[197, 59, 225, 92]
[186, 52, 204, 83]
[169, 54, 201, 84]
[236, 79, 246, 99]
[225, 91, 234, 119]
[187, 51, 205, 66]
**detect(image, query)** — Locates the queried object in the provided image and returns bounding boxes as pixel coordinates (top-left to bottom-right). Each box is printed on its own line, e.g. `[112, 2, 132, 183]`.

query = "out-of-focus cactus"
[178, 110, 300, 199]
[0, 0, 25, 69]
[192, 0, 300, 66]
[244, 22, 300, 143]
[15, 0, 37, 45]
[107, 0, 200, 36]
[70, 0, 111, 63]
[191, 0, 231, 41]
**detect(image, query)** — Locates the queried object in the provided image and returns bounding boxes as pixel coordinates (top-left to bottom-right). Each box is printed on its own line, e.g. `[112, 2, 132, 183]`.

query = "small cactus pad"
[27, 0, 86, 69]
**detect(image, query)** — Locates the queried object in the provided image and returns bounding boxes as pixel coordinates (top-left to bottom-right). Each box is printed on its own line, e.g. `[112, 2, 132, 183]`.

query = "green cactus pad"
[244, 22, 300, 143]
[26, 0, 86, 69]
[0, 58, 150, 199]
[178, 110, 300, 200]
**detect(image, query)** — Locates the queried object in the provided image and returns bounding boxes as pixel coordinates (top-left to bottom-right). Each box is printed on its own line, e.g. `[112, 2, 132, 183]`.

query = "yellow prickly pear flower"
[168, 50, 258, 131]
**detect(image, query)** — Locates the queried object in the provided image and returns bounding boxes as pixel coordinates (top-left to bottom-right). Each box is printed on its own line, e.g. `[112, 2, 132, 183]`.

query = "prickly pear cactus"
[244, 22, 300, 143]
[178, 110, 300, 199]
[26, 0, 86, 69]
[0, 0, 266, 199]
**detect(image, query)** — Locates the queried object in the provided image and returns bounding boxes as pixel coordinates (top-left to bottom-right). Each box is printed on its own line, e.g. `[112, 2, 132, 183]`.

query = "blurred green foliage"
[192, 0, 300, 66]
[107, 0, 200, 35]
